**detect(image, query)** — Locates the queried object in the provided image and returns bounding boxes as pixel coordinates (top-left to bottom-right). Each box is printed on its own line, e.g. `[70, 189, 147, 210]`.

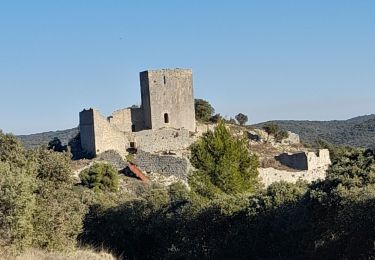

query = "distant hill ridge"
[16, 114, 375, 149]
[253, 114, 375, 148]
[17, 128, 79, 150]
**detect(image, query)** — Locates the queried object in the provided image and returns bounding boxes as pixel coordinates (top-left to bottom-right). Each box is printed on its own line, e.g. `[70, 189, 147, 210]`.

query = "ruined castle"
[79, 68, 331, 186]
[80, 69, 196, 157]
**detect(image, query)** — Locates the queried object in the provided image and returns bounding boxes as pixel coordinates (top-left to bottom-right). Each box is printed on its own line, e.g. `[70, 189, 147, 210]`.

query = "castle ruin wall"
[79, 109, 96, 156]
[140, 69, 196, 132]
[93, 109, 130, 156]
[134, 128, 195, 154]
[276, 149, 331, 171]
[108, 107, 144, 133]
[259, 166, 328, 187]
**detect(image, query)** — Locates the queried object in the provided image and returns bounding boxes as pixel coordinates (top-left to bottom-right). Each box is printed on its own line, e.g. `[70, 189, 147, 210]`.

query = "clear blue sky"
[0, 0, 374, 134]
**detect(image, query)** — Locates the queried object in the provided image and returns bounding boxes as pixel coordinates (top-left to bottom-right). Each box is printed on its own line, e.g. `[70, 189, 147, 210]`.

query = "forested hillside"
[254, 114, 375, 148]
[17, 128, 79, 149]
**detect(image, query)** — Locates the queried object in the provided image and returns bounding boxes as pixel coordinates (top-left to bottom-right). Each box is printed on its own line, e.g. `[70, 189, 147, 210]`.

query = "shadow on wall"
[68, 133, 95, 160]
[275, 152, 308, 170]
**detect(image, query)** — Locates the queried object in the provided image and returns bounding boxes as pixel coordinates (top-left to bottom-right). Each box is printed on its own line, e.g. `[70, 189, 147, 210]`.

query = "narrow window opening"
[130, 142, 136, 148]
[164, 113, 169, 123]
[163, 76, 166, 85]
[131, 124, 136, 132]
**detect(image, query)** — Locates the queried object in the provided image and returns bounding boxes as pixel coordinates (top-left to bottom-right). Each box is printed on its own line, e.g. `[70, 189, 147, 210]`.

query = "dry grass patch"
[1, 248, 116, 260]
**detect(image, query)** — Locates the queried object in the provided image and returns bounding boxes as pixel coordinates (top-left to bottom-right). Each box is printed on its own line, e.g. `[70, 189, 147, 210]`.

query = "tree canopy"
[189, 120, 260, 198]
[194, 99, 215, 122]
[235, 113, 248, 126]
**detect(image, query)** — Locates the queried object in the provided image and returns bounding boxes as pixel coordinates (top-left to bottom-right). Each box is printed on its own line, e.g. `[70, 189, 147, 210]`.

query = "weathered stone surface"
[80, 68, 196, 157]
[275, 149, 331, 171]
[134, 150, 190, 179]
[259, 166, 328, 187]
[195, 122, 216, 137]
[108, 107, 144, 133]
[140, 69, 196, 132]
[134, 129, 195, 154]
[282, 131, 300, 145]
[80, 109, 130, 157]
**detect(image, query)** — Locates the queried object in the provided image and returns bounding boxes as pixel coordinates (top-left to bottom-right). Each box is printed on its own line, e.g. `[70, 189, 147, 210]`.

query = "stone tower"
[140, 69, 196, 132]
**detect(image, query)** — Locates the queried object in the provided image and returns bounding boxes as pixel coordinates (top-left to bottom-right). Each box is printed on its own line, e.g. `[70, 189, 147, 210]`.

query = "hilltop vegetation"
[254, 114, 375, 148]
[2, 123, 375, 258]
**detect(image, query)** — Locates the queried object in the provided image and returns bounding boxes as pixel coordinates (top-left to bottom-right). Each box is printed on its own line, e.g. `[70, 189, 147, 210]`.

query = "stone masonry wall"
[108, 108, 133, 132]
[259, 166, 328, 187]
[135, 150, 190, 179]
[92, 109, 130, 156]
[276, 149, 331, 171]
[79, 109, 96, 156]
[140, 69, 196, 132]
[107, 107, 144, 132]
[134, 128, 195, 154]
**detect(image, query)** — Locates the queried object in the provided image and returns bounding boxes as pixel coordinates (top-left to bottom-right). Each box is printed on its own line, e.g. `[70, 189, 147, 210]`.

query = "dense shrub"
[0, 131, 36, 252]
[0, 131, 87, 254]
[35, 148, 73, 184]
[0, 162, 36, 252]
[32, 181, 87, 251]
[79, 163, 119, 192]
[0, 131, 29, 167]
[32, 148, 87, 251]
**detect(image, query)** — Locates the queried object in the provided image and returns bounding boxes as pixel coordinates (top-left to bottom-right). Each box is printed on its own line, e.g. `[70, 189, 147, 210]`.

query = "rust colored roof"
[128, 163, 149, 183]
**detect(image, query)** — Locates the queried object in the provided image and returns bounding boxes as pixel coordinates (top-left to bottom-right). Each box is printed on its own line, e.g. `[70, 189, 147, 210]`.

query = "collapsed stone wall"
[134, 150, 190, 179]
[106, 107, 145, 133]
[276, 149, 331, 171]
[260, 149, 331, 186]
[107, 108, 133, 132]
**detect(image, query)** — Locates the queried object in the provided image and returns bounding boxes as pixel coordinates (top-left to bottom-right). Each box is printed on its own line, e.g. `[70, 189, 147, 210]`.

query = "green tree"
[275, 130, 289, 142]
[80, 163, 119, 192]
[189, 121, 260, 197]
[235, 113, 248, 126]
[48, 137, 67, 152]
[209, 113, 222, 123]
[195, 99, 215, 122]
[263, 123, 279, 136]
[263, 123, 289, 142]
